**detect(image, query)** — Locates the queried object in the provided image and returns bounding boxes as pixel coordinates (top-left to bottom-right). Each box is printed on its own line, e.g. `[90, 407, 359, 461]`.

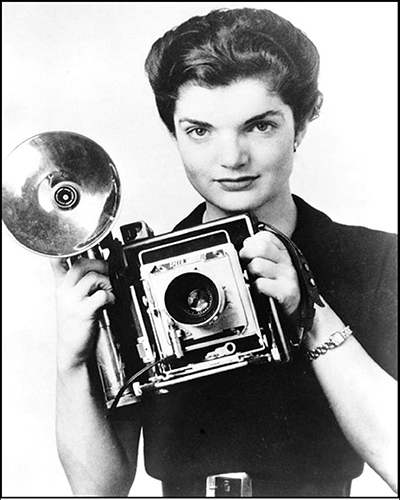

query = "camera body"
[105, 213, 292, 407]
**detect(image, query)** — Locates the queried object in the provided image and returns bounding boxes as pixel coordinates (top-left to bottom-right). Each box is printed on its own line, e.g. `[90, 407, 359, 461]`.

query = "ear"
[169, 127, 178, 143]
[295, 124, 308, 149]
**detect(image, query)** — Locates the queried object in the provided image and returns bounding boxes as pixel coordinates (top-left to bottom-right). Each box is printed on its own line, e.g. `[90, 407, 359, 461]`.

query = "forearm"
[56, 361, 138, 496]
[307, 303, 397, 492]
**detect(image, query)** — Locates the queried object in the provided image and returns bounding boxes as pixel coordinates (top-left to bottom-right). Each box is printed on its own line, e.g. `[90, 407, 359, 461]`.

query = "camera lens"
[165, 272, 224, 325]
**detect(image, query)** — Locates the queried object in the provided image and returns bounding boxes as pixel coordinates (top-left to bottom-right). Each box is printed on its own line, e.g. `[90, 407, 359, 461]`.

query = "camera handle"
[68, 246, 139, 409]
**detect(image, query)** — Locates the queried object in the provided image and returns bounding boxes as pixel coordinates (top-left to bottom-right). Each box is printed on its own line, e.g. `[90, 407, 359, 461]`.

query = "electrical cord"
[108, 357, 174, 414]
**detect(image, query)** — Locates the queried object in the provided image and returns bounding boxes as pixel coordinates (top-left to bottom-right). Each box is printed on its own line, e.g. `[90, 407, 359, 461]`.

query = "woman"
[51, 8, 397, 496]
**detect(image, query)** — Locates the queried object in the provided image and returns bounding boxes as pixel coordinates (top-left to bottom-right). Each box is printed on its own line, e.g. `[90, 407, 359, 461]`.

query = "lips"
[216, 176, 258, 191]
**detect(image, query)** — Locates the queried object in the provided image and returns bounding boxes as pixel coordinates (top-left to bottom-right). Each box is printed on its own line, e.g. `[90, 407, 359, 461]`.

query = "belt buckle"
[206, 472, 252, 497]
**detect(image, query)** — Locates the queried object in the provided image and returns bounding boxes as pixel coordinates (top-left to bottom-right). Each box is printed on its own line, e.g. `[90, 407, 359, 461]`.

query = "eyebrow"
[243, 110, 285, 125]
[178, 110, 285, 127]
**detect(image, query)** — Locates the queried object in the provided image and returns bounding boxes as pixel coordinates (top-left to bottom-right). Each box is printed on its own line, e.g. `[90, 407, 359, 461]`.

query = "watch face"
[331, 331, 344, 346]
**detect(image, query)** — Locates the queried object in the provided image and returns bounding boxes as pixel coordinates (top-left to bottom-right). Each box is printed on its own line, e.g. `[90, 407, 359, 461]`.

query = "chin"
[209, 199, 263, 219]
[229, 195, 266, 212]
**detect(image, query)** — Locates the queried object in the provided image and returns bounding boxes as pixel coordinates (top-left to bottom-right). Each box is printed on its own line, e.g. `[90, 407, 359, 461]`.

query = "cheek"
[176, 149, 204, 186]
[254, 137, 293, 174]
[177, 143, 214, 178]
[183, 161, 209, 189]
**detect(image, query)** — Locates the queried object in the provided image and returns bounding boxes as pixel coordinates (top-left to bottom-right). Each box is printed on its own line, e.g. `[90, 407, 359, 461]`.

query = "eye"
[248, 121, 275, 133]
[187, 127, 209, 139]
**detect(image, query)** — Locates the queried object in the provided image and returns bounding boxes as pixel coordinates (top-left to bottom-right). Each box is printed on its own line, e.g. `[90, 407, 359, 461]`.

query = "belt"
[162, 473, 353, 497]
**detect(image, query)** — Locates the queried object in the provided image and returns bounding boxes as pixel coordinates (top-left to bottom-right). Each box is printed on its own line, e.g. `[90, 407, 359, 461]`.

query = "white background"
[2, 2, 397, 497]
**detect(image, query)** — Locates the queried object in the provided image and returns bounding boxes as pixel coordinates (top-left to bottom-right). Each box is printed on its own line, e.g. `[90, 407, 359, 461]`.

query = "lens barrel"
[165, 272, 224, 326]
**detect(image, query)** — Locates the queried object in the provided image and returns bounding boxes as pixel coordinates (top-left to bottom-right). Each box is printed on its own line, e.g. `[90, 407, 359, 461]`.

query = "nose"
[217, 133, 248, 170]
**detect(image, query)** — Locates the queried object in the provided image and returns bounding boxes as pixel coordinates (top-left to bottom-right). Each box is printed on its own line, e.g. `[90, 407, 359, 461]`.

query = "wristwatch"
[305, 326, 353, 361]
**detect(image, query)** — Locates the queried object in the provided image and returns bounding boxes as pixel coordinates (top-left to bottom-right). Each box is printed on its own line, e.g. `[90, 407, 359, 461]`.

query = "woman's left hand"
[239, 231, 300, 317]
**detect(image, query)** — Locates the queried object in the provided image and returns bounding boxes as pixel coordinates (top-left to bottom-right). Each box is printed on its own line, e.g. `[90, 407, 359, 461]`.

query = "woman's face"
[173, 78, 299, 222]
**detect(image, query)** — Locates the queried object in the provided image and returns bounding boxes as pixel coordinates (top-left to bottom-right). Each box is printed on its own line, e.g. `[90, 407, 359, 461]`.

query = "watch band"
[305, 326, 353, 361]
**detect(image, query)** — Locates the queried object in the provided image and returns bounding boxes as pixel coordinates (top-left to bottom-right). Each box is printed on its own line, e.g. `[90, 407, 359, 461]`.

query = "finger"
[240, 233, 287, 264]
[241, 240, 279, 264]
[85, 288, 116, 311]
[251, 276, 300, 316]
[255, 230, 287, 250]
[252, 277, 285, 306]
[246, 257, 278, 281]
[64, 258, 109, 287]
[75, 271, 114, 298]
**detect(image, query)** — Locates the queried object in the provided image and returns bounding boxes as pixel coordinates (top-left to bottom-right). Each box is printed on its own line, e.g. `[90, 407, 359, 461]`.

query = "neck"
[254, 193, 297, 238]
[204, 192, 297, 238]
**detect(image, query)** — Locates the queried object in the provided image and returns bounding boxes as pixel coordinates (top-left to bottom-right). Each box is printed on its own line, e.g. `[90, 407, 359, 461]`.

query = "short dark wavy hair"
[145, 8, 323, 135]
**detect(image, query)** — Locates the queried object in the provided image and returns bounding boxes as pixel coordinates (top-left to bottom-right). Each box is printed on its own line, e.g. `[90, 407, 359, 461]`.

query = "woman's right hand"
[50, 258, 116, 371]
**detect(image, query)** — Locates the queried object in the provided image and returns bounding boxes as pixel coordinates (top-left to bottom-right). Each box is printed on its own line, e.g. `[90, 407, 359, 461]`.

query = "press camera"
[103, 213, 295, 408]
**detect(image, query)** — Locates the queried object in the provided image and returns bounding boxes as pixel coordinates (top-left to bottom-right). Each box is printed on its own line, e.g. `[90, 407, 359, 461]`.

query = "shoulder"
[330, 220, 397, 265]
[293, 195, 397, 266]
[293, 195, 397, 311]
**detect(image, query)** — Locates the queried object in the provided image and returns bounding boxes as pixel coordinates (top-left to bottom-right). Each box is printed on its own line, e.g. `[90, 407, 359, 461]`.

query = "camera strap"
[256, 220, 324, 346]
